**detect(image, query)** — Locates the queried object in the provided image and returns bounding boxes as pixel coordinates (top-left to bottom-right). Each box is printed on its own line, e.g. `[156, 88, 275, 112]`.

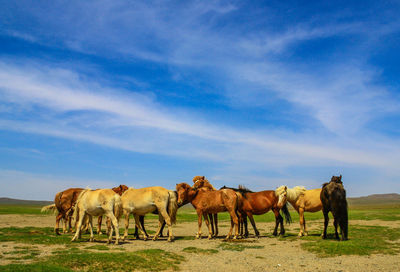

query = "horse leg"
[97, 216, 103, 235]
[203, 214, 212, 239]
[159, 221, 166, 238]
[196, 210, 203, 239]
[55, 213, 63, 235]
[321, 209, 329, 239]
[157, 207, 174, 242]
[247, 213, 259, 238]
[88, 215, 94, 242]
[68, 214, 73, 233]
[243, 214, 249, 238]
[334, 219, 339, 240]
[152, 214, 164, 241]
[214, 214, 218, 237]
[298, 208, 305, 236]
[123, 210, 130, 241]
[134, 214, 148, 241]
[139, 215, 149, 238]
[227, 209, 239, 240]
[71, 211, 85, 242]
[272, 209, 279, 236]
[106, 211, 120, 245]
[208, 214, 215, 237]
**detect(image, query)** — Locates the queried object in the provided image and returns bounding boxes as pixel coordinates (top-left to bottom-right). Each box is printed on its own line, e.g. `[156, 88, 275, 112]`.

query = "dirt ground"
[1, 214, 400, 272]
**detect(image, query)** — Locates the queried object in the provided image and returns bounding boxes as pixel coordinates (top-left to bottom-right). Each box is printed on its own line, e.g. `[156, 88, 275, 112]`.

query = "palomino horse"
[176, 183, 240, 240]
[121, 186, 178, 242]
[97, 185, 129, 235]
[321, 175, 348, 240]
[220, 185, 291, 237]
[71, 189, 122, 244]
[41, 188, 83, 235]
[275, 185, 322, 237]
[192, 176, 219, 237]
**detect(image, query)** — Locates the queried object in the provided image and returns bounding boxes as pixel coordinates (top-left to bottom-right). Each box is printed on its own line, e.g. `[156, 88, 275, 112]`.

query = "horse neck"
[186, 189, 199, 203]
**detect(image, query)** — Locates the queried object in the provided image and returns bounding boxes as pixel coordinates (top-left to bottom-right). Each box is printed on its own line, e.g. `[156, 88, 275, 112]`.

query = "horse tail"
[72, 189, 90, 223]
[41, 204, 57, 214]
[167, 191, 178, 225]
[281, 203, 292, 224]
[113, 194, 123, 220]
[234, 192, 243, 218]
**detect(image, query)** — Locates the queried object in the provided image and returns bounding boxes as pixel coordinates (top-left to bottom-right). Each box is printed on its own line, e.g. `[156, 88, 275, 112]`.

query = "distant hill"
[348, 193, 400, 207]
[0, 197, 52, 206]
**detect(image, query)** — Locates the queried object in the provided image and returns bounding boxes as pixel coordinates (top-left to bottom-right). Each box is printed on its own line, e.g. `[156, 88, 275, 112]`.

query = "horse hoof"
[152, 236, 158, 241]
[233, 236, 237, 240]
[98, 232, 103, 235]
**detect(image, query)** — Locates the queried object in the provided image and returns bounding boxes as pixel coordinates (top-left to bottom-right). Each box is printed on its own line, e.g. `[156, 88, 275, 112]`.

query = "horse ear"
[285, 186, 287, 190]
[339, 175, 342, 180]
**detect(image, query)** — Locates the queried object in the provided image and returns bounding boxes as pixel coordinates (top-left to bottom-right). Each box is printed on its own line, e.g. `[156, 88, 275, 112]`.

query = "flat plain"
[0, 196, 399, 272]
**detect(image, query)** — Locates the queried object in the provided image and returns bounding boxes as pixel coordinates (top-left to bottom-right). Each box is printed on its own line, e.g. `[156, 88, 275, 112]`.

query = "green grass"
[217, 242, 264, 251]
[0, 249, 184, 272]
[1, 245, 40, 260]
[300, 225, 400, 257]
[0, 205, 44, 215]
[182, 246, 218, 254]
[0, 227, 71, 245]
[85, 245, 110, 251]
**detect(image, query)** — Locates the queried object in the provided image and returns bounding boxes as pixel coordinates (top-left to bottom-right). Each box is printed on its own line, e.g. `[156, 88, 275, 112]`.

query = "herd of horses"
[41, 175, 348, 245]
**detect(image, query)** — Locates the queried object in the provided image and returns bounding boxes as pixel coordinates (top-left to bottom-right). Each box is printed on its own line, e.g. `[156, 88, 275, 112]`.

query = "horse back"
[241, 190, 277, 214]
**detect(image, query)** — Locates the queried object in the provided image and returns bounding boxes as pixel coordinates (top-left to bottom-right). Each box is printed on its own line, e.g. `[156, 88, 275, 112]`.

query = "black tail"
[332, 187, 348, 240]
[281, 203, 292, 224]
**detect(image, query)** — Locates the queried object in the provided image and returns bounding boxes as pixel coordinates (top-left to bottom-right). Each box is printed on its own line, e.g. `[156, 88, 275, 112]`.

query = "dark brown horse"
[221, 185, 292, 237]
[320, 175, 348, 240]
[176, 183, 240, 240]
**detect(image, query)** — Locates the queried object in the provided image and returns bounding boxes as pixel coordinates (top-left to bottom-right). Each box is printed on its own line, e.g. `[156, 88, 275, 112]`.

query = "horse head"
[275, 185, 288, 208]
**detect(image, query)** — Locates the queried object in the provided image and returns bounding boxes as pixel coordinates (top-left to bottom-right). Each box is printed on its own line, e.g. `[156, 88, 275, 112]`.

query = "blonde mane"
[286, 186, 306, 201]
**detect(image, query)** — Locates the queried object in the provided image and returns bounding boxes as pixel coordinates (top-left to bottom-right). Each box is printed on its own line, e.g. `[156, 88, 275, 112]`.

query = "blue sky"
[1, 0, 400, 200]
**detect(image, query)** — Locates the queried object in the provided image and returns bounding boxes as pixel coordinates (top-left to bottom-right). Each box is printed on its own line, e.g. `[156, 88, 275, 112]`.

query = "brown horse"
[275, 185, 322, 237]
[321, 175, 348, 240]
[71, 188, 122, 244]
[221, 185, 291, 237]
[176, 183, 240, 240]
[41, 188, 84, 235]
[192, 176, 219, 237]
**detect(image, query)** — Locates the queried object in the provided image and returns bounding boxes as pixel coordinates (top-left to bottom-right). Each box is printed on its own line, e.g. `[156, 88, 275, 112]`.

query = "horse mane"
[287, 186, 306, 201]
[219, 185, 252, 198]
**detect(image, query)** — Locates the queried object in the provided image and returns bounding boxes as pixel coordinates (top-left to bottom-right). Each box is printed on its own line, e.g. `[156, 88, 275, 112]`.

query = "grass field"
[0, 202, 399, 271]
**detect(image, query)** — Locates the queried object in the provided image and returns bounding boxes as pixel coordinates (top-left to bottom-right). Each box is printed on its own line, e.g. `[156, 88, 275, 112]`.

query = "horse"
[121, 186, 178, 242]
[71, 189, 122, 244]
[192, 176, 219, 237]
[176, 182, 240, 240]
[275, 185, 322, 237]
[320, 175, 348, 240]
[41, 187, 84, 235]
[220, 185, 291, 237]
[97, 185, 129, 235]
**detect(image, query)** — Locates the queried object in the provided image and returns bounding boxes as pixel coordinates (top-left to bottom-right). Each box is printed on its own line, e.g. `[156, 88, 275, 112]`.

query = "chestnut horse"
[220, 185, 291, 237]
[71, 188, 122, 244]
[176, 183, 240, 240]
[41, 188, 83, 235]
[321, 175, 348, 240]
[192, 176, 219, 237]
[275, 185, 322, 237]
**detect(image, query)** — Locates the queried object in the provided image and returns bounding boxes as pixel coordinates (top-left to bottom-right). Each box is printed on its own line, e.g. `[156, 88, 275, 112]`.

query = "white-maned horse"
[71, 189, 122, 244]
[121, 186, 178, 242]
[276, 185, 323, 236]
